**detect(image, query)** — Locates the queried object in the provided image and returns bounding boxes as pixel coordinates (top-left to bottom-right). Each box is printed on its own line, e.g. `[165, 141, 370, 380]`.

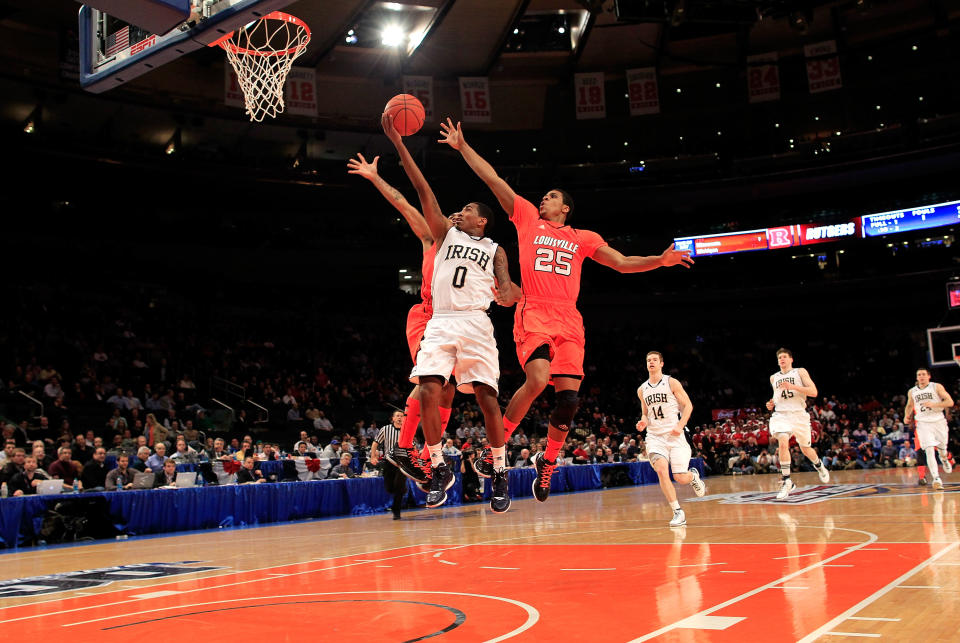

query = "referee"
[372, 410, 409, 520]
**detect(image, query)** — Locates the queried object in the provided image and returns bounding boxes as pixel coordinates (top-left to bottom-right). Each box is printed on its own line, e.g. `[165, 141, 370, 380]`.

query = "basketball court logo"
[688, 482, 960, 505]
[0, 561, 223, 598]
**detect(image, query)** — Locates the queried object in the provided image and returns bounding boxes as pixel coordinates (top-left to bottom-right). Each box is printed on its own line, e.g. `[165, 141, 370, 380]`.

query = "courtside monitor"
[79, 0, 295, 93]
[948, 281, 960, 310]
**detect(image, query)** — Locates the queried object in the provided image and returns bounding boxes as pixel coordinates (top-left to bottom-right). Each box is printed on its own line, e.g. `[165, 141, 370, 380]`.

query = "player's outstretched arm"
[347, 153, 432, 245]
[591, 243, 693, 273]
[671, 378, 693, 435]
[491, 248, 515, 304]
[381, 114, 445, 244]
[438, 118, 517, 215]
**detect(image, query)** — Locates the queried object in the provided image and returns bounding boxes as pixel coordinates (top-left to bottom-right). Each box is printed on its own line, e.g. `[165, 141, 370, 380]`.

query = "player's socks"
[439, 406, 452, 434]
[492, 445, 506, 472]
[545, 437, 563, 462]
[428, 443, 444, 468]
[503, 417, 520, 442]
[398, 397, 420, 448]
[925, 447, 940, 480]
[669, 500, 680, 510]
[780, 463, 791, 479]
[918, 464, 927, 480]
[420, 445, 431, 465]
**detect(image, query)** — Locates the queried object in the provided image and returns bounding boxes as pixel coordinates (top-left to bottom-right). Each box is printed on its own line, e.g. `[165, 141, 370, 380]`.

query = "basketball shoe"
[473, 447, 494, 479]
[669, 508, 686, 527]
[425, 462, 455, 508]
[490, 469, 510, 513]
[933, 477, 944, 491]
[531, 452, 558, 502]
[776, 477, 796, 500]
[386, 444, 428, 484]
[816, 461, 830, 483]
[940, 450, 952, 474]
[688, 468, 706, 497]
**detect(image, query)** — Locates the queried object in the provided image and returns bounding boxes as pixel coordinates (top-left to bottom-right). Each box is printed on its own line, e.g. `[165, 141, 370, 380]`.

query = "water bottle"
[1, 482, 7, 498]
[73, 479, 79, 494]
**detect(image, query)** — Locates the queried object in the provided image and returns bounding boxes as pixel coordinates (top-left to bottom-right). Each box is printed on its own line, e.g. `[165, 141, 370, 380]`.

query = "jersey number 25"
[534, 249, 573, 276]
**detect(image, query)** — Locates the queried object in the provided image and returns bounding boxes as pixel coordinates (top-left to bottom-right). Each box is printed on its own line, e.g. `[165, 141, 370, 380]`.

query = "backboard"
[79, 0, 296, 93]
[926, 325, 960, 368]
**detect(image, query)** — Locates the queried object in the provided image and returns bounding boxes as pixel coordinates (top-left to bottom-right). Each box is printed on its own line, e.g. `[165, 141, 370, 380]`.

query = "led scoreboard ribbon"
[860, 199, 960, 237]
[674, 198, 959, 258]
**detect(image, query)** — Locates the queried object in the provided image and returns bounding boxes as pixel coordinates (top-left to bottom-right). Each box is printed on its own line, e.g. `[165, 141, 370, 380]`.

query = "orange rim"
[209, 11, 310, 56]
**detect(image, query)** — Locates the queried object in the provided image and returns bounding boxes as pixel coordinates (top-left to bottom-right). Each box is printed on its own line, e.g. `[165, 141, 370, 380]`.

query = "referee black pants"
[382, 461, 407, 517]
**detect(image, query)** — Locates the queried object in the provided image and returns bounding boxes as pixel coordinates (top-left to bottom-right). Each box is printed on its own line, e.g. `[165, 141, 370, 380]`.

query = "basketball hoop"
[211, 11, 310, 122]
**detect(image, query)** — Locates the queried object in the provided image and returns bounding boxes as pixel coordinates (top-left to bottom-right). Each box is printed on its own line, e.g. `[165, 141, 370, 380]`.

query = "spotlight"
[381, 24, 405, 47]
[164, 127, 181, 156]
[671, 0, 687, 27]
[788, 10, 811, 34]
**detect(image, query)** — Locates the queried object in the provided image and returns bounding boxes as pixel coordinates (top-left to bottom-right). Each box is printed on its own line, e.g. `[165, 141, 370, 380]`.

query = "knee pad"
[550, 390, 579, 429]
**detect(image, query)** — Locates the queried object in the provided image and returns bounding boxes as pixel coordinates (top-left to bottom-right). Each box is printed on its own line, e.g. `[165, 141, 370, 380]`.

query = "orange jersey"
[511, 196, 607, 306]
[420, 242, 435, 306]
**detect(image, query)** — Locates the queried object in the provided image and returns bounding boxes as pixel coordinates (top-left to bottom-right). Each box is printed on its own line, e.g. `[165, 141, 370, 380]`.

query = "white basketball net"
[217, 12, 310, 122]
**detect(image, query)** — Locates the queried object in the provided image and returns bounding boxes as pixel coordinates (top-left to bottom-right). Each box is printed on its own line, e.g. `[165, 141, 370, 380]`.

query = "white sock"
[492, 445, 506, 472]
[780, 463, 791, 478]
[926, 447, 940, 479]
[670, 500, 681, 510]
[428, 443, 444, 468]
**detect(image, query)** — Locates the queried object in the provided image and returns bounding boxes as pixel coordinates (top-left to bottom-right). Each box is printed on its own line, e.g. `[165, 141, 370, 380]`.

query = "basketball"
[384, 94, 425, 136]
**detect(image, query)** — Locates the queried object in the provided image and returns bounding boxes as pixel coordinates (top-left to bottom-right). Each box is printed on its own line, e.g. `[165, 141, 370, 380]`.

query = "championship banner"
[746, 53, 780, 103]
[804, 40, 842, 94]
[626, 67, 659, 115]
[459, 76, 492, 123]
[403, 75, 434, 122]
[224, 66, 244, 109]
[284, 67, 318, 117]
[574, 71, 606, 119]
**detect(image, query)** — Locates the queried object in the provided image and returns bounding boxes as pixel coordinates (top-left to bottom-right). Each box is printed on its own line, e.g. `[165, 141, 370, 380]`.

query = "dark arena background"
[1, 1, 959, 641]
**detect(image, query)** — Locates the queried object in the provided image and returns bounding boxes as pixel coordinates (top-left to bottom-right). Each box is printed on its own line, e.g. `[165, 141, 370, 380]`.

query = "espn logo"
[130, 35, 157, 56]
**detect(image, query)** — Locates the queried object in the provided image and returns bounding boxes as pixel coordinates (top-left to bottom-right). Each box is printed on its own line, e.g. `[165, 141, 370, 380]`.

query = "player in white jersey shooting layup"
[905, 367, 954, 490]
[636, 351, 705, 527]
[408, 187, 515, 513]
[766, 347, 830, 500]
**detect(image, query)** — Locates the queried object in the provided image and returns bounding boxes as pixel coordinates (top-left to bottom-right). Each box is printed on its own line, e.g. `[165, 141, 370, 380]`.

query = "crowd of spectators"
[1, 285, 957, 499]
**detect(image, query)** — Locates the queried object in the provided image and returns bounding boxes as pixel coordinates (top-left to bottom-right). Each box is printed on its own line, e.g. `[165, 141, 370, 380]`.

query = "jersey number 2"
[534, 248, 573, 276]
[452, 266, 467, 289]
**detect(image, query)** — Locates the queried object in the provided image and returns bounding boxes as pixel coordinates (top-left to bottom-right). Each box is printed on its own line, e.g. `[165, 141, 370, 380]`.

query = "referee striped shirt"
[374, 423, 400, 453]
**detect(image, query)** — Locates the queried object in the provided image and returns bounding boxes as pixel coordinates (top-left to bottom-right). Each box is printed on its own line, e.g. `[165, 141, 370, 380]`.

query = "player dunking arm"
[346, 119, 457, 487]
[438, 118, 692, 502]
[905, 367, 954, 491]
[635, 351, 705, 527]
[765, 348, 830, 500]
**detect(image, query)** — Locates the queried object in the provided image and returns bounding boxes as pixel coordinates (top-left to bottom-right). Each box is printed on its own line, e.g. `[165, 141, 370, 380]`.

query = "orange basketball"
[384, 94, 425, 136]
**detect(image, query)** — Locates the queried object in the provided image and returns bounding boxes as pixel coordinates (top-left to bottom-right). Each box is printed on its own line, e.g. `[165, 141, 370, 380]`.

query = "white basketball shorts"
[410, 311, 499, 395]
[916, 417, 949, 450]
[645, 431, 692, 473]
[769, 411, 812, 447]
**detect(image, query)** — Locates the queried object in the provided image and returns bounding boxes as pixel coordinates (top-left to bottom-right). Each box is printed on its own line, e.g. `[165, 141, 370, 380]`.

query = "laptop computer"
[175, 471, 197, 488]
[132, 472, 155, 489]
[36, 479, 63, 495]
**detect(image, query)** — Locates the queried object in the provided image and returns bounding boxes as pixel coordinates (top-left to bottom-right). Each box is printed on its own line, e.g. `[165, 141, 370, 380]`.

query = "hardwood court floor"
[1, 467, 958, 642]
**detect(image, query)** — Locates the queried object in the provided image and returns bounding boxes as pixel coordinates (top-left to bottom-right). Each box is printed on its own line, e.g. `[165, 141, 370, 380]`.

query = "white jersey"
[640, 375, 680, 436]
[910, 383, 946, 422]
[772, 368, 806, 413]
[431, 226, 498, 313]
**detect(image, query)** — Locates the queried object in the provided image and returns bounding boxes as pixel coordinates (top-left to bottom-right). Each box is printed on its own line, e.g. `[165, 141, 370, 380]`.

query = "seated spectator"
[513, 448, 532, 467]
[237, 456, 266, 484]
[896, 442, 917, 468]
[8, 456, 50, 496]
[755, 450, 774, 474]
[731, 451, 755, 475]
[71, 434, 94, 464]
[313, 411, 334, 433]
[327, 452, 357, 479]
[879, 440, 899, 468]
[105, 454, 136, 491]
[80, 447, 109, 490]
[132, 446, 152, 472]
[294, 441, 316, 458]
[169, 438, 198, 464]
[152, 459, 179, 488]
[48, 446, 81, 490]
[0, 446, 26, 484]
[857, 443, 878, 469]
[146, 442, 168, 472]
[207, 437, 230, 460]
[32, 441, 53, 471]
[442, 438, 461, 457]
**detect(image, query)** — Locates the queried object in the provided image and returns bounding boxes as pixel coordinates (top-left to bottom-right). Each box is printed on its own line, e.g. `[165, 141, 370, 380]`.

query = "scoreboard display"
[861, 199, 960, 237]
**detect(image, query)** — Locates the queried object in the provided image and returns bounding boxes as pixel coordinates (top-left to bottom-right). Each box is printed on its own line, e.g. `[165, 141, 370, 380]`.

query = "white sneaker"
[776, 478, 796, 500]
[817, 463, 830, 483]
[940, 452, 952, 474]
[933, 478, 944, 491]
[689, 468, 706, 497]
[669, 509, 686, 527]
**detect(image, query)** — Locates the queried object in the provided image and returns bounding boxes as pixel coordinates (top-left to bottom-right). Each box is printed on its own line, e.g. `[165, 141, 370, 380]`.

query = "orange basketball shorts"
[513, 299, 585, 378]
[406, 302, 432, 364]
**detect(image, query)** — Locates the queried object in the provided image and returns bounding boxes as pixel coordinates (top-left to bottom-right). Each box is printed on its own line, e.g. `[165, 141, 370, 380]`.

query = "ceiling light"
[381, 24, 405, 47]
